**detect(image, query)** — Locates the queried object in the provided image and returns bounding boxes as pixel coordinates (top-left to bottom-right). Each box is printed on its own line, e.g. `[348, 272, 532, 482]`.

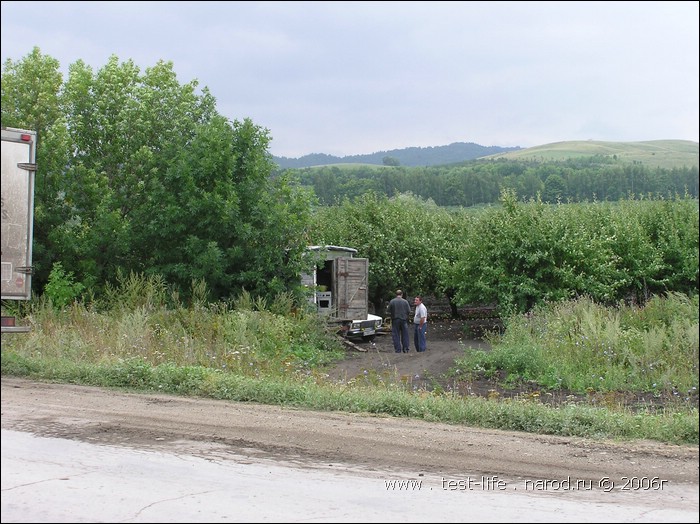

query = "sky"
[1, 1, 698, 159]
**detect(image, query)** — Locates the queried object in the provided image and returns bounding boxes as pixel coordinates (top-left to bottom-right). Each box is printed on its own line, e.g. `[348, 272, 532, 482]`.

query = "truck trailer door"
[1, 128, 36, 301]
[332, 257, 368, 321]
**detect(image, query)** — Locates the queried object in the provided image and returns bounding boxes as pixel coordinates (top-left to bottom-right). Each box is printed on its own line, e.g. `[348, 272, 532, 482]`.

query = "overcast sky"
[2, 1, 698, 158]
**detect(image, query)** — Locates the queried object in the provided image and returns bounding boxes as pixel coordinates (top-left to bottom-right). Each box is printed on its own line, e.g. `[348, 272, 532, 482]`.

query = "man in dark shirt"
[388, 289, 411, 353]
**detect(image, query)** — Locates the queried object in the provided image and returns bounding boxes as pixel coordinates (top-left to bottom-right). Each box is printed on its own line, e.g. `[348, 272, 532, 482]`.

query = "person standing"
[413, 295, 428, 352]
[388, 289, 411, 353]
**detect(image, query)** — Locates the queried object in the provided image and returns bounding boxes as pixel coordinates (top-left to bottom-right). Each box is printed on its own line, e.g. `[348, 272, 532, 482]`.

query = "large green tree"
[2, 49, 315, 302]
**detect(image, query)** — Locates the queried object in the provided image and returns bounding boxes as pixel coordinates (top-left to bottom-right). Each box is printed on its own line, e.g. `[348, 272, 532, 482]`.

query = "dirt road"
[1, 376, 697, 486]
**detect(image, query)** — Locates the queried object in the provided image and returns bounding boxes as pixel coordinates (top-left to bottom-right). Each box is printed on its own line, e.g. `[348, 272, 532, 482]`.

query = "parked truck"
[1, 127, 37, 333]
[301, 245, 383, 342]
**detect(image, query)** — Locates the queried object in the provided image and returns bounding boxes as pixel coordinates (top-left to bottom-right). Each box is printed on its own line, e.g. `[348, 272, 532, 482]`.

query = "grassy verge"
[2, 280, 697, 445]
[2, 350, 697, 445]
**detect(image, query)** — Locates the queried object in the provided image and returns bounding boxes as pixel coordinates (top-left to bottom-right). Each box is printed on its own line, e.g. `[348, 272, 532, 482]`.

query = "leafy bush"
[43, 262, 85, 309]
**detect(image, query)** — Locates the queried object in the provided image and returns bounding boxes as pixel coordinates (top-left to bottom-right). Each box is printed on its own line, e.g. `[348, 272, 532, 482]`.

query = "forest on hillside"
[273, 142, 521, 168]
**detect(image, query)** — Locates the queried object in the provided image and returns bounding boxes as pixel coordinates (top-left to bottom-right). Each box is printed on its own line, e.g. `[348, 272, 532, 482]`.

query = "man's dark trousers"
[392, 318, 410, 353]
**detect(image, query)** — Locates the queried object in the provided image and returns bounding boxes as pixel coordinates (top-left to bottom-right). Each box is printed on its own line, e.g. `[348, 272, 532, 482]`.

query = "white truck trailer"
[1, 127, 37, 333]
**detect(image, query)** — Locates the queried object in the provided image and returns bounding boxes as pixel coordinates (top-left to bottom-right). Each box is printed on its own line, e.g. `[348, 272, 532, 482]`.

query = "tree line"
[310, 191, 698, 316]
[289, 159, 699, 208]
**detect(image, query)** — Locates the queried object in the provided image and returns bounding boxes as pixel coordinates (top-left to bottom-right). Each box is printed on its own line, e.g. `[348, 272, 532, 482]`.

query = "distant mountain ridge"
[273, 142, 522, 168]
[273, 139, 699, 170]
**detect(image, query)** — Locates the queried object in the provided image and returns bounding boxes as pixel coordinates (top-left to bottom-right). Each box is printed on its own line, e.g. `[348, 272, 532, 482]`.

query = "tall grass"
[2, 274, 344, 378]
[455, 293, 698, 401]
[2, 275, 697, 445]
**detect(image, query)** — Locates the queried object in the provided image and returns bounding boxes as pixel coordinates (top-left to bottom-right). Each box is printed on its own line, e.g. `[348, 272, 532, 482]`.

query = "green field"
[484, 140, 699, 169]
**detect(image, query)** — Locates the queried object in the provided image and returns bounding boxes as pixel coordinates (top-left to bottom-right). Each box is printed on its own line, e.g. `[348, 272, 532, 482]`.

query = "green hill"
[484, 140, 699, 169]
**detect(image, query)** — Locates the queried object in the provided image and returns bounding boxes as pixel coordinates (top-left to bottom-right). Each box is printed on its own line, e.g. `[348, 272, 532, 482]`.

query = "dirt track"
[1, 376, 697, 489]
[323, 320, 489, 391]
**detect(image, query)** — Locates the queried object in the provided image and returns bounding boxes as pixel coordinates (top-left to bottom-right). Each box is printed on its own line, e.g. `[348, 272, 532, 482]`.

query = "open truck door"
[303, 246, 383, 342]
